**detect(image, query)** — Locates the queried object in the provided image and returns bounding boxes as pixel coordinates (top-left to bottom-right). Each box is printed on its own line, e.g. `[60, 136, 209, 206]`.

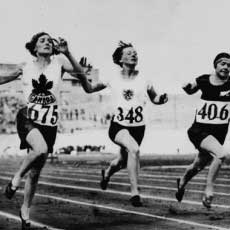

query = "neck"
[211, 73, 229, 85]
[35, 55, 51, 67]
[122, 64, 136, 76]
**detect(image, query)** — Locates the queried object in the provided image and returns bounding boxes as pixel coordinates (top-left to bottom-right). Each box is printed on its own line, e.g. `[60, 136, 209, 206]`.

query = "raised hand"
[159, 93, 168, 104]
[79, 57, 93, 74]
[55, 37, 69, 55]
[182, 82, 192, 91]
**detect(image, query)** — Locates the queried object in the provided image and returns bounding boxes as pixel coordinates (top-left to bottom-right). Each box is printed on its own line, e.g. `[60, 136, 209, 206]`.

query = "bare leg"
[200, 135, 226, 197]
[11, 129, 48, 189]
[10, 128, 48, 221]
[21, 154, 48, 220]
[179, 151, 212, 190]
[105, 147, 128, 179]
[127, 149, 140, 196]
[113, 129, 140, 196]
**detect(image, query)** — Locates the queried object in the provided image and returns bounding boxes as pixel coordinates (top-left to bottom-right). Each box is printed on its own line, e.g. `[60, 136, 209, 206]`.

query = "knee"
[33, 153, 47, 169]
[212, 155, 225, 163]
[127, 144, 139, 156]
[29, 168, 41, 179]
[192, 161, 206, 172]
[34, 144, 48, 156]
[219, 150, 227, 160]
[214, 150, 227, 160]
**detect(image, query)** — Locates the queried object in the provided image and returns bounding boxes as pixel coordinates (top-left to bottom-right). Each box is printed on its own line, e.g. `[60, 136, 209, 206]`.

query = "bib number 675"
[28, 104, 58, 125]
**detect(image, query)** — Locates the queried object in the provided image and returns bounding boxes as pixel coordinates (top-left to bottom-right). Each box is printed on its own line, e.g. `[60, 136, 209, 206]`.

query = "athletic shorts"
[187, 122, 228, 149]
[108, 120, 145, 146]
[16, 107, 58, 153]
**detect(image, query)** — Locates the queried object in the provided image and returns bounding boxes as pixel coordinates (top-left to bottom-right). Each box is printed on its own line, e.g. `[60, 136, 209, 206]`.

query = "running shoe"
[100, 169, 109, 190]
[130, 195, 143, 207]
[202, 195, 213, 209]
[4, 181, 18, 200]
[175, 178, 185, 202]
[19, 210, 31, 230]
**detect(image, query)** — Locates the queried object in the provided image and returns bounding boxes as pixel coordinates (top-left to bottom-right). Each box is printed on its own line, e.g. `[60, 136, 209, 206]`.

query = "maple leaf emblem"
[123, 89, 134, 100]
[32, 74, 53, 95]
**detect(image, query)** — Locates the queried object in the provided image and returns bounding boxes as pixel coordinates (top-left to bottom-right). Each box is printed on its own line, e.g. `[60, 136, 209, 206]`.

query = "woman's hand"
[159, 93, 168, 104]
[56, 37, 69, 55]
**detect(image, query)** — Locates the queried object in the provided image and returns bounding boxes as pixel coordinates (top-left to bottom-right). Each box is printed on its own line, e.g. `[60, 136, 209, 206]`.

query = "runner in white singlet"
[175, 52, 230, 209]
[0, 32, 102, 228]
[99, 41, 168, 207]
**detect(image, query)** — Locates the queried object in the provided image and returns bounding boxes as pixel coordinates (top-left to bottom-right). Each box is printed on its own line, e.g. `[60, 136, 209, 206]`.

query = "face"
[215, 58, 230, 80]
[120, 47, 138, 66]
[34, 34, 54, 56]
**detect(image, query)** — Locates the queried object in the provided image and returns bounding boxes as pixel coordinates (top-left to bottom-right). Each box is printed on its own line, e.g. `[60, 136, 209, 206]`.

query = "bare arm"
[70, 72, 108, 93]
[0, 67, 22, 85]
[147, 84, 168, 105]
[182, 81, 199, 94]
[56, 38, 106, 93]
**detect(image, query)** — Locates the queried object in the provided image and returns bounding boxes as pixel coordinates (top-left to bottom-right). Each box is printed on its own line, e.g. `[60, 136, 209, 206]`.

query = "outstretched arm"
[70, 72, 108, 93]
[57, 38, 107, 93]
[0, 66, 22, 85]
[147, 84, 168, 105]
[182, 81, 199, 94]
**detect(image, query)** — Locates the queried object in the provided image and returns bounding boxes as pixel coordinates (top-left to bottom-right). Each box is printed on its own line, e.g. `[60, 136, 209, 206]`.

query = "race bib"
[27, 103, 58, 126]
[113, 105, 145, 126]
[196, 100, 230, 124]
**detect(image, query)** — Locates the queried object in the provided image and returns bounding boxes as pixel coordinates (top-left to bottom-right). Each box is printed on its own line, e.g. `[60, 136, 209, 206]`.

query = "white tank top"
[108, 72, 148, 127]
[21, 56, 62, 126]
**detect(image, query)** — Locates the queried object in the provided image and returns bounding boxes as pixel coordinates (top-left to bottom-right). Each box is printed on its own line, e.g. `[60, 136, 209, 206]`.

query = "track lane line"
[0, 175, 230, 209]
[2, 173, 230, 198]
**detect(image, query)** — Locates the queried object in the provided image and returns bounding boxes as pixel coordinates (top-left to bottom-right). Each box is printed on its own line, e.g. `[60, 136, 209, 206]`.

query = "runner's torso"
[109, 72, 148, 127]
[21, 56, 62, 126]
[194, 74, 230, 127]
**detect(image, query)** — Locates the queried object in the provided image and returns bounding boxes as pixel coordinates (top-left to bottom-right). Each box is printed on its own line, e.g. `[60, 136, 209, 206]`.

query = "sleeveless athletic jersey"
[194, 74, 230, 126]
[21, 56, 62, 126]
[108, 72, 148, 127]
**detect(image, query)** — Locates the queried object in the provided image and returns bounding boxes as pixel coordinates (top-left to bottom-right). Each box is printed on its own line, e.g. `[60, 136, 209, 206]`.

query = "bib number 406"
[116, 106, 143, 124]
[197, 103, 228, 120]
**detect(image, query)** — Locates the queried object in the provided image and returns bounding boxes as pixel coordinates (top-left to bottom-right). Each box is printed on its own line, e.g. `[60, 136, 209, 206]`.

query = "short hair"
[213, 52, 230, 68]
[112, 41, 133, 67]
[25, 32, 59, 57]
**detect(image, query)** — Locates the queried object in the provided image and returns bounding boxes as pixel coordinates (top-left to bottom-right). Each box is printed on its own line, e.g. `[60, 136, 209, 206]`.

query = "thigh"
[200, 135, 226, 159]
[26, 128, 48, 153]
[16, 107, 35, 150]
[114, 129, 139, 153]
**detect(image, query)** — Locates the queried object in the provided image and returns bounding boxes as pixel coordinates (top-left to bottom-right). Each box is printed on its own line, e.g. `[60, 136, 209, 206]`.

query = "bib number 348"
[116, 106, 143, 124]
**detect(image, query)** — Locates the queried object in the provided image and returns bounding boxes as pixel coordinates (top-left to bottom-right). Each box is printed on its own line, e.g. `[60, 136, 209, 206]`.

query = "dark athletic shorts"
[187, 122, 228, 149]
[16, 107, 58, 153]
[108, 120, 145, 146]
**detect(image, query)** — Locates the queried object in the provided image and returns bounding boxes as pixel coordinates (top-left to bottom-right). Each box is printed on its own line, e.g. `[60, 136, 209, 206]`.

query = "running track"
[0, 157, 230, 230]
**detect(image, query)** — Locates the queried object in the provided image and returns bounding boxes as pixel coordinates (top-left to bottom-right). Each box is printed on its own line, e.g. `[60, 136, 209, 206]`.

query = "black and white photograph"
[0, 0, 230, 229]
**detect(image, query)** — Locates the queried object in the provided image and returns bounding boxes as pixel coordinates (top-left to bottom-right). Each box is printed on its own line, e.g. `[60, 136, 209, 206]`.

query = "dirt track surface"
[0, 156, 230, 230]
